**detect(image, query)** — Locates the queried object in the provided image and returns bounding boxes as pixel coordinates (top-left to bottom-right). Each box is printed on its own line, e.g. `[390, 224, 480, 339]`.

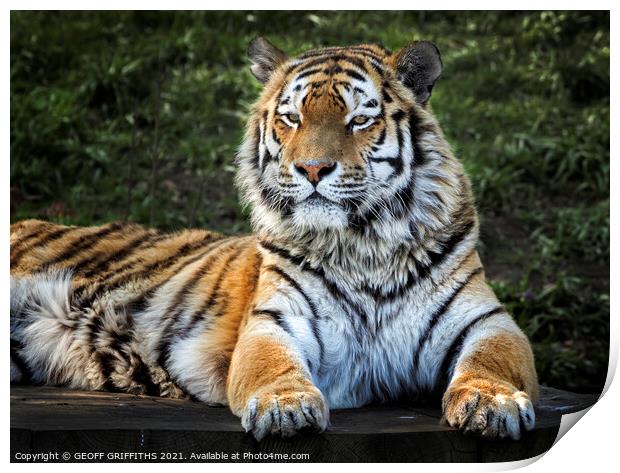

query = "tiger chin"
[10, 37, 538, 441]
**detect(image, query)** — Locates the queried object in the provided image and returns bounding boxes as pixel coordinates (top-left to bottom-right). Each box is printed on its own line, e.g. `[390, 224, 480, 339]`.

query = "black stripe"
[353, 135, 411, 228]
[392, 110, 406, 122]
[80, 234, 227, 305]
[123, 253, 212, 316]
[252, 309, 295, 337]
[435, 306, 506, 394]
[260, 240, 306, 266]
[308, 79, 327, 89]
[296, 47, 350, 59]
[366, 59, 386, 76]
[11, 221, 50, 249]
[100, 312, 161, 396]
[256, 253, 326, 365]
[375, 128, 386, 146]
[330, 84, 347, 108]
[264, 265, 324, 367]
[333, 182, 366, 189]
[156, 241, 239, 368]
[87, 307, 107, 345]
[253, 308, 284, 320]
[391, 178, 415, 220]
[382, 82, 393, 104]
[344, 69, 366, 81]
[259, 241, 369, 337]
[261, 240, 362, 311]
[295, 68, 323, 80]
[74, 231, 162, 277]
[11, 227, 75, 268]
[369, 156, 403, 174]
[337, 55, 369, 72]
[74, 236, 160, 297]
[292, 54, 369, 75]
[38, 222, 126, 271]
[411, 267, 484, 383]
[368, 117, 405, 177]
[259, 111, 273, 173]
[297, 47, 343, 58]
[375, 247, 479, 304]
[298, 47, 385, 63]
[426, 220, 475, 269]
[259, 183, 294, 215]
[366, 214, 474, 296]
[130, 353, 161, 396]
[261, 150, 275, 174]
[250, 123, 261, 169]
[182, 245, 246, 330]
[97, 351, 120, 392]
[88, 232, 170, 276]
[130, 237, 235, 311]
[301, 91, 312, 107]
[394, 118, 404, 176]
[349, 45, 390, 56]
[307, 314, 324, 375]
[271, 127, 281, 145]
[409, 106, 428, 167]
[265, 265, 319, 318]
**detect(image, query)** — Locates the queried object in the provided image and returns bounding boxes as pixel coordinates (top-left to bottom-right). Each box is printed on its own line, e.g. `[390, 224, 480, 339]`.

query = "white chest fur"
[259, 259, 468, 409]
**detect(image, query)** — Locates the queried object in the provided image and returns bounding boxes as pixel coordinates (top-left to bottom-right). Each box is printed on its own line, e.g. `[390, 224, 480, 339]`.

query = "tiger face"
[237, 38, 443, 236]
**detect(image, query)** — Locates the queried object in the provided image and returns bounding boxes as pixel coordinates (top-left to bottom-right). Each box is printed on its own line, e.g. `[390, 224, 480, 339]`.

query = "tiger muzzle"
[294, 160, 337, 185]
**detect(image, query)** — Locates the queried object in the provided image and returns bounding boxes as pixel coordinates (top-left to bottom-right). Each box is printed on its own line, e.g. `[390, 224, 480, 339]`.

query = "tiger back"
[11, 219, 261, 402]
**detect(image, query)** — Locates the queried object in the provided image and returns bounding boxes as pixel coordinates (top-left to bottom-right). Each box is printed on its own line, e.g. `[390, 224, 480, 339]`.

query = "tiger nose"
[294, 160, 337, 185]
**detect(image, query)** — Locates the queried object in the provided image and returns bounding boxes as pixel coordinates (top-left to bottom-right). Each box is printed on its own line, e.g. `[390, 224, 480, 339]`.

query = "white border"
[3, 3, 616, 471]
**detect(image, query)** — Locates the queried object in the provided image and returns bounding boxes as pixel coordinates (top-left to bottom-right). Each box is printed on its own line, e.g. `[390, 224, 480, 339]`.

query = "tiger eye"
[285, 113, 300, 124]
[351, 115, 370, 125]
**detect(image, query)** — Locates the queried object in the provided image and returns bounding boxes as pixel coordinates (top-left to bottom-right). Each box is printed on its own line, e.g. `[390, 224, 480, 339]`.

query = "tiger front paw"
[241, 386, 329, 441]
[442, 377, 535, 440]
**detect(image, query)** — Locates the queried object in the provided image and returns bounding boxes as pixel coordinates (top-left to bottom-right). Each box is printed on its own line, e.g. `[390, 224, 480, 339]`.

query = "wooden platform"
[11, 386, 598, 462]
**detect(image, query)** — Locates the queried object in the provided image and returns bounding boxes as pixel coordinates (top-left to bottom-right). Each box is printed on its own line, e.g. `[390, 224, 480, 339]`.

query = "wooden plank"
[10, 385, 598, 462]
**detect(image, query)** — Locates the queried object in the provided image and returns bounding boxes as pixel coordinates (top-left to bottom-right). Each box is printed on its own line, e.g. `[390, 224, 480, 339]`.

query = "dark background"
[10, 11, 609, 393]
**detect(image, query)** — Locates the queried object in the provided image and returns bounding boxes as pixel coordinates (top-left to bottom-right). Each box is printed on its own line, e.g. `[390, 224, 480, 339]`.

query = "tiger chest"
[293, 284, 430, 409]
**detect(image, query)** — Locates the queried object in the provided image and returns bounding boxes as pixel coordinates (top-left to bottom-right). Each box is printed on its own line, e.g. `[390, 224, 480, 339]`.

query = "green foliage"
[10, 11, 609, 393]
[492, 271, 609, 393]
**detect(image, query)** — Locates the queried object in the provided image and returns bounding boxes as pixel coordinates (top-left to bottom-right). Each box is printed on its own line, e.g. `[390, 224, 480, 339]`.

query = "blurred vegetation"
[10, 11, 609, 393]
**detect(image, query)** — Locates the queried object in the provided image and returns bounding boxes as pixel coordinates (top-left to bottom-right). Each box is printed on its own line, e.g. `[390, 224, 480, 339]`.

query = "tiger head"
[237, 37, 468, 247]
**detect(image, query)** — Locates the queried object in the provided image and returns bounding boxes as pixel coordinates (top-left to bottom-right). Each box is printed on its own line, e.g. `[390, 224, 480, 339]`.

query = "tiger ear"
[392, 41, 442, 106]
[247, 37, 288, 84]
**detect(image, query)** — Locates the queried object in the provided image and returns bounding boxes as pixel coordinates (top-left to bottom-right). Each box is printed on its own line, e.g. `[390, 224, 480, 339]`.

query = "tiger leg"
[441, 315, 538, 440]
[226, 315, 329, 441]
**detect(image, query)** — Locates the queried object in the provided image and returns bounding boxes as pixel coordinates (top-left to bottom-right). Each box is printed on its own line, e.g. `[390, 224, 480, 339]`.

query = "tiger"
[10, 37, 538, 441]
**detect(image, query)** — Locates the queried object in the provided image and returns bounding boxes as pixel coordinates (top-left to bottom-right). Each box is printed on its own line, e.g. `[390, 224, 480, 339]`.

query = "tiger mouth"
[304, 191, 341, 207]
[306, 191, 328, 201]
